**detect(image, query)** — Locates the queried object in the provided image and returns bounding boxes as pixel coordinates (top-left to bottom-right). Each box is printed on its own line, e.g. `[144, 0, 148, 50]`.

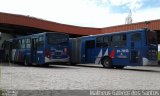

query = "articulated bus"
[70, 28, 158, 68]
[3, 32, 69, 66]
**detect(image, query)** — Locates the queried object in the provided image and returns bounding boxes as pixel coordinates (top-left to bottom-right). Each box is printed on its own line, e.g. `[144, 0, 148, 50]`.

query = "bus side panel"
[94, 48, 103, 64]
[36, 35, 45, 65]
[129, 30, 143, 66]
[79, 38, 85, 64]
[81, 37, 96, 64]
[69, 38, 82, 64]
[76, 38, 82, 64]
[36, 49, 45, 65]
[25, 48, 32, 64]
[81, 38, 86, 64]
[112, 33, 130, 66]
[15, 49, 20, 62]
[19, 49, 24, 63]
[19, 49, 27, 63]
[81, 39, 86, 64]
[111, 48, 130, 66]
[11, 49, 16, 62]
[69, 38, 77, 63]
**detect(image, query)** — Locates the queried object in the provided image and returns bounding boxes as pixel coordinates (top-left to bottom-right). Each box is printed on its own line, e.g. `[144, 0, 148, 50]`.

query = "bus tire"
[101, 56, 112, 68]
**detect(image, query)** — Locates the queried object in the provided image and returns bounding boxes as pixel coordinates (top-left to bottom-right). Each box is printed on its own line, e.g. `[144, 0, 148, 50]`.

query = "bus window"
[21, 39, 25, 49]
[47, 33, 68, 46]
[26, 38, 31, 48]
[147, 31, 157, 44]
[3, 41, 9, 49]
[131, 33, 141, 41]
[86, 40, 95, 48]
[37, 36, 44, 48]
[96, 36, 104, 47]
[12, 40, 17, 49]
[111, 34, 126, 47]
[18, 40, 22, 49]
[103, 36, 110, 47]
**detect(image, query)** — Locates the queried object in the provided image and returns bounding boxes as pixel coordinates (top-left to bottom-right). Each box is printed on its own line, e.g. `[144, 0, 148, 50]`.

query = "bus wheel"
[101, 56, 112, 68]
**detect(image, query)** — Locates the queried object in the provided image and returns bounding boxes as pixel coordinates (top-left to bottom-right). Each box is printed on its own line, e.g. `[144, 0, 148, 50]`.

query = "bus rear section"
[129, 29, 158, 66]
[142, 29, 158, 65]
[44, 33, 69, 64]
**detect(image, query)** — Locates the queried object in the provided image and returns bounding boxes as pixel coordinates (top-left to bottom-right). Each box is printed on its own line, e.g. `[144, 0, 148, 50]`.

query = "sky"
[0, 0, 160, 28]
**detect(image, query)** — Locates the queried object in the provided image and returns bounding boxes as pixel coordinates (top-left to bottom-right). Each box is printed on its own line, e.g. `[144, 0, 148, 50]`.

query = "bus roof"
[79, 28, 149, 39]
[11, 32, 68, 40]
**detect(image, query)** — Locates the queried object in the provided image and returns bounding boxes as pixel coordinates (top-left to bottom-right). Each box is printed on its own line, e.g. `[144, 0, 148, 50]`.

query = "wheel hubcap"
[106, 61, 109, 64]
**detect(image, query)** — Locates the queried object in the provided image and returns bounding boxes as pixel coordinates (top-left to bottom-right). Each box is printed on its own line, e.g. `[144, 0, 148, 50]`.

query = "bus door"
[85, 40, 95, 63]
[130, 32, 142, 65]
[36, 36, 45, 64]
[31, 38, 38, 64]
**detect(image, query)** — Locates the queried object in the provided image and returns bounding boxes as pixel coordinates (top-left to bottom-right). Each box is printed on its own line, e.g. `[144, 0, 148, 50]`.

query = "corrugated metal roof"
[101, 19, 160, 34]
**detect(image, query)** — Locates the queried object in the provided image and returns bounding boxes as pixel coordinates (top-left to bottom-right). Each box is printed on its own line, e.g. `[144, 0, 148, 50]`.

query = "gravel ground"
[1, 63, 160, 90]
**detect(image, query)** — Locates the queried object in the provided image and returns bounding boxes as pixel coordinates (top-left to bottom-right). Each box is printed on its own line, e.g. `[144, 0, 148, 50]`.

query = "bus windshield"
[147, 31, 157, 45]
[47, 33, 68, 46]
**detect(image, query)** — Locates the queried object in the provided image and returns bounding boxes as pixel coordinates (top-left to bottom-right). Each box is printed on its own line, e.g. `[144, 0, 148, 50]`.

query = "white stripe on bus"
[104, 48, 109, 56]
[95, 48, 102, 64]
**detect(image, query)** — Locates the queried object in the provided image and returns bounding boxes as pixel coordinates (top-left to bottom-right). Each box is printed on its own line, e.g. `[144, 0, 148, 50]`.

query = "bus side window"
[96, 36, 104, 48]
[131, 33, 141, 41]
[13, 40, 17, 49]
[147, 31, 157, 44]
[26, 38, 31, 48]
[18, 40, 22, 49]
[21, 39, 25, 49]
[103, 36, 110, 47]
[37, 36, 44, 49]
[111, 34, 126, 47]
[120, 34, 127, 46]
[86, 40, 95, 48]
[33, 39, 37, 49]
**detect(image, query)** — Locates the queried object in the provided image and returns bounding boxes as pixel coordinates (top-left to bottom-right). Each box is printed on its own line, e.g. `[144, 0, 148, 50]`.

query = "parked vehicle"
[3, 32, 69, 66]
[69, 28, 158, 68]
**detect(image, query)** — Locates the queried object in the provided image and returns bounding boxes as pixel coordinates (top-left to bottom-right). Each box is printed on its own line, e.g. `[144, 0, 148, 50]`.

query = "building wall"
[0, 32, 13, 48]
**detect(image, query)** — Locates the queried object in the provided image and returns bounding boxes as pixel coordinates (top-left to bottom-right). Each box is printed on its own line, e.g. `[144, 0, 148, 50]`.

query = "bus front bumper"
[45, 57, 69, 63]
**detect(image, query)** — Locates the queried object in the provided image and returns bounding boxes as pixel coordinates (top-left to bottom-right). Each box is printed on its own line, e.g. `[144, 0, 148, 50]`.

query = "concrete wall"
[0, 32, 13, 48]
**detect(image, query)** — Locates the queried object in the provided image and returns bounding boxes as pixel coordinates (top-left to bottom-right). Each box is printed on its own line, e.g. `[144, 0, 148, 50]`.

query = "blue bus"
[69, 28, 158, 68]
[3, 32, 69, 66]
